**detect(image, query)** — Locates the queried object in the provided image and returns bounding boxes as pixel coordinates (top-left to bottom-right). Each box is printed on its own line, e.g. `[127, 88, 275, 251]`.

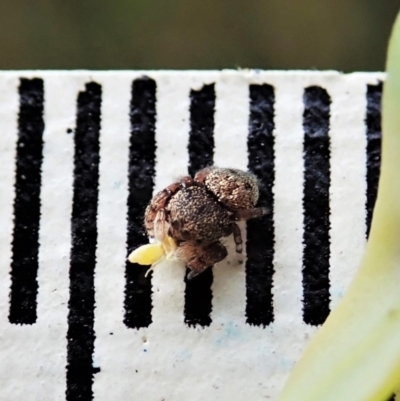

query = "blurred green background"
[0, 0, 398, 71]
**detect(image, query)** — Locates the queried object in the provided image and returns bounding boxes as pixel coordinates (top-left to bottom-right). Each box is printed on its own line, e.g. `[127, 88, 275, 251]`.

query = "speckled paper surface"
[0, 70, 384, 401]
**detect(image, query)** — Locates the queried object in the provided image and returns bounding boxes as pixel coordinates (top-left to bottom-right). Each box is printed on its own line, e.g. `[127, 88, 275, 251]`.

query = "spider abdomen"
[199, 167, 259, 211]
[166, 186, 232, 244]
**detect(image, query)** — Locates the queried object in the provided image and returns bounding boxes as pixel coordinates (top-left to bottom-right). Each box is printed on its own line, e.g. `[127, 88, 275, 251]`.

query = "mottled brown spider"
[128, 167, 267, 279]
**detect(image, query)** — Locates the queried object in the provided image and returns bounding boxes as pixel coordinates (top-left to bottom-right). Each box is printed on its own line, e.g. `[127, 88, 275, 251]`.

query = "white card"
[0, 70, 384, 401]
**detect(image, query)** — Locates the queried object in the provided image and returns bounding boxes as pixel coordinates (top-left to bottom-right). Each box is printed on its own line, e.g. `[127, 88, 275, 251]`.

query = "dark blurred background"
[0, 0, 398, 71]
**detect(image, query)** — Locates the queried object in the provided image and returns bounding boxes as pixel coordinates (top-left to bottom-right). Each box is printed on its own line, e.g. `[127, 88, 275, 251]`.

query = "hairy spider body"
[131, 167, 267, 279]
[167, 186, 232, 243]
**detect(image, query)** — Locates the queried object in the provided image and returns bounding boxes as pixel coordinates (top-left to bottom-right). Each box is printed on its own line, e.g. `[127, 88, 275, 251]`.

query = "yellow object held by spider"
[127, 235, 177, 276]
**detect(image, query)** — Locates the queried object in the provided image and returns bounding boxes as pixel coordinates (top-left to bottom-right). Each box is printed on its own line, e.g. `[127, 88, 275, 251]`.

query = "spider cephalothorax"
[129, 167, 267, 279]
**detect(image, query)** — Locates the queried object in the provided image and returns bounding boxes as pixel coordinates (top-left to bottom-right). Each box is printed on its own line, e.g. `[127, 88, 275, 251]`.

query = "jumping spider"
[128, 167, 267, 279]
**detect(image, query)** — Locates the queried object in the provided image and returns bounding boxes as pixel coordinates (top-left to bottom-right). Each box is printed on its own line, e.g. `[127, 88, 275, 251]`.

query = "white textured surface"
[0, 70, 385, 401]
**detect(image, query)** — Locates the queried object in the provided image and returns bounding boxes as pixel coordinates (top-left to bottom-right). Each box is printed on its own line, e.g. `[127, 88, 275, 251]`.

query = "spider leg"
[144, 176, 202, 238]
[142, 235, 178, 277]
[179, 241, 228, 280]
[193, 166, 215, 183]
[144, 257, 163, 277]
[234, 207, 268, 221]
[231, 223, 243, 264]
[187, 269, 205, 280]
[145, 182, 184, 236]
[163, 235, 178, 259]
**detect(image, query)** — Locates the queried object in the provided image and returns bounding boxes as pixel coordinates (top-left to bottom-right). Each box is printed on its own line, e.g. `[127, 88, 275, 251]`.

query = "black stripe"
[246, 84, 275, 326]
[66, 82, 102, 401]
[124, 77, 157, 329]
[184, 83, 215, 327]
[366, 83, 383, 238]
[9, 78, 44, 325]
[187, 84, 215, 176]
[302, 86, 331, 326]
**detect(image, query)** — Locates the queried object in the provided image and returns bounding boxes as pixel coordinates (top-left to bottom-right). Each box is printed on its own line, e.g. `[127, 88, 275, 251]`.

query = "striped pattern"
[9, 78, 44, 324]
[67, 82, 102, 400]
[0, 71, 384, 401]
[302, 86, 331, 325]
[184, 83, 216, 327]
[124, 77, 157, 329]
[247, 83, 275, 326]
